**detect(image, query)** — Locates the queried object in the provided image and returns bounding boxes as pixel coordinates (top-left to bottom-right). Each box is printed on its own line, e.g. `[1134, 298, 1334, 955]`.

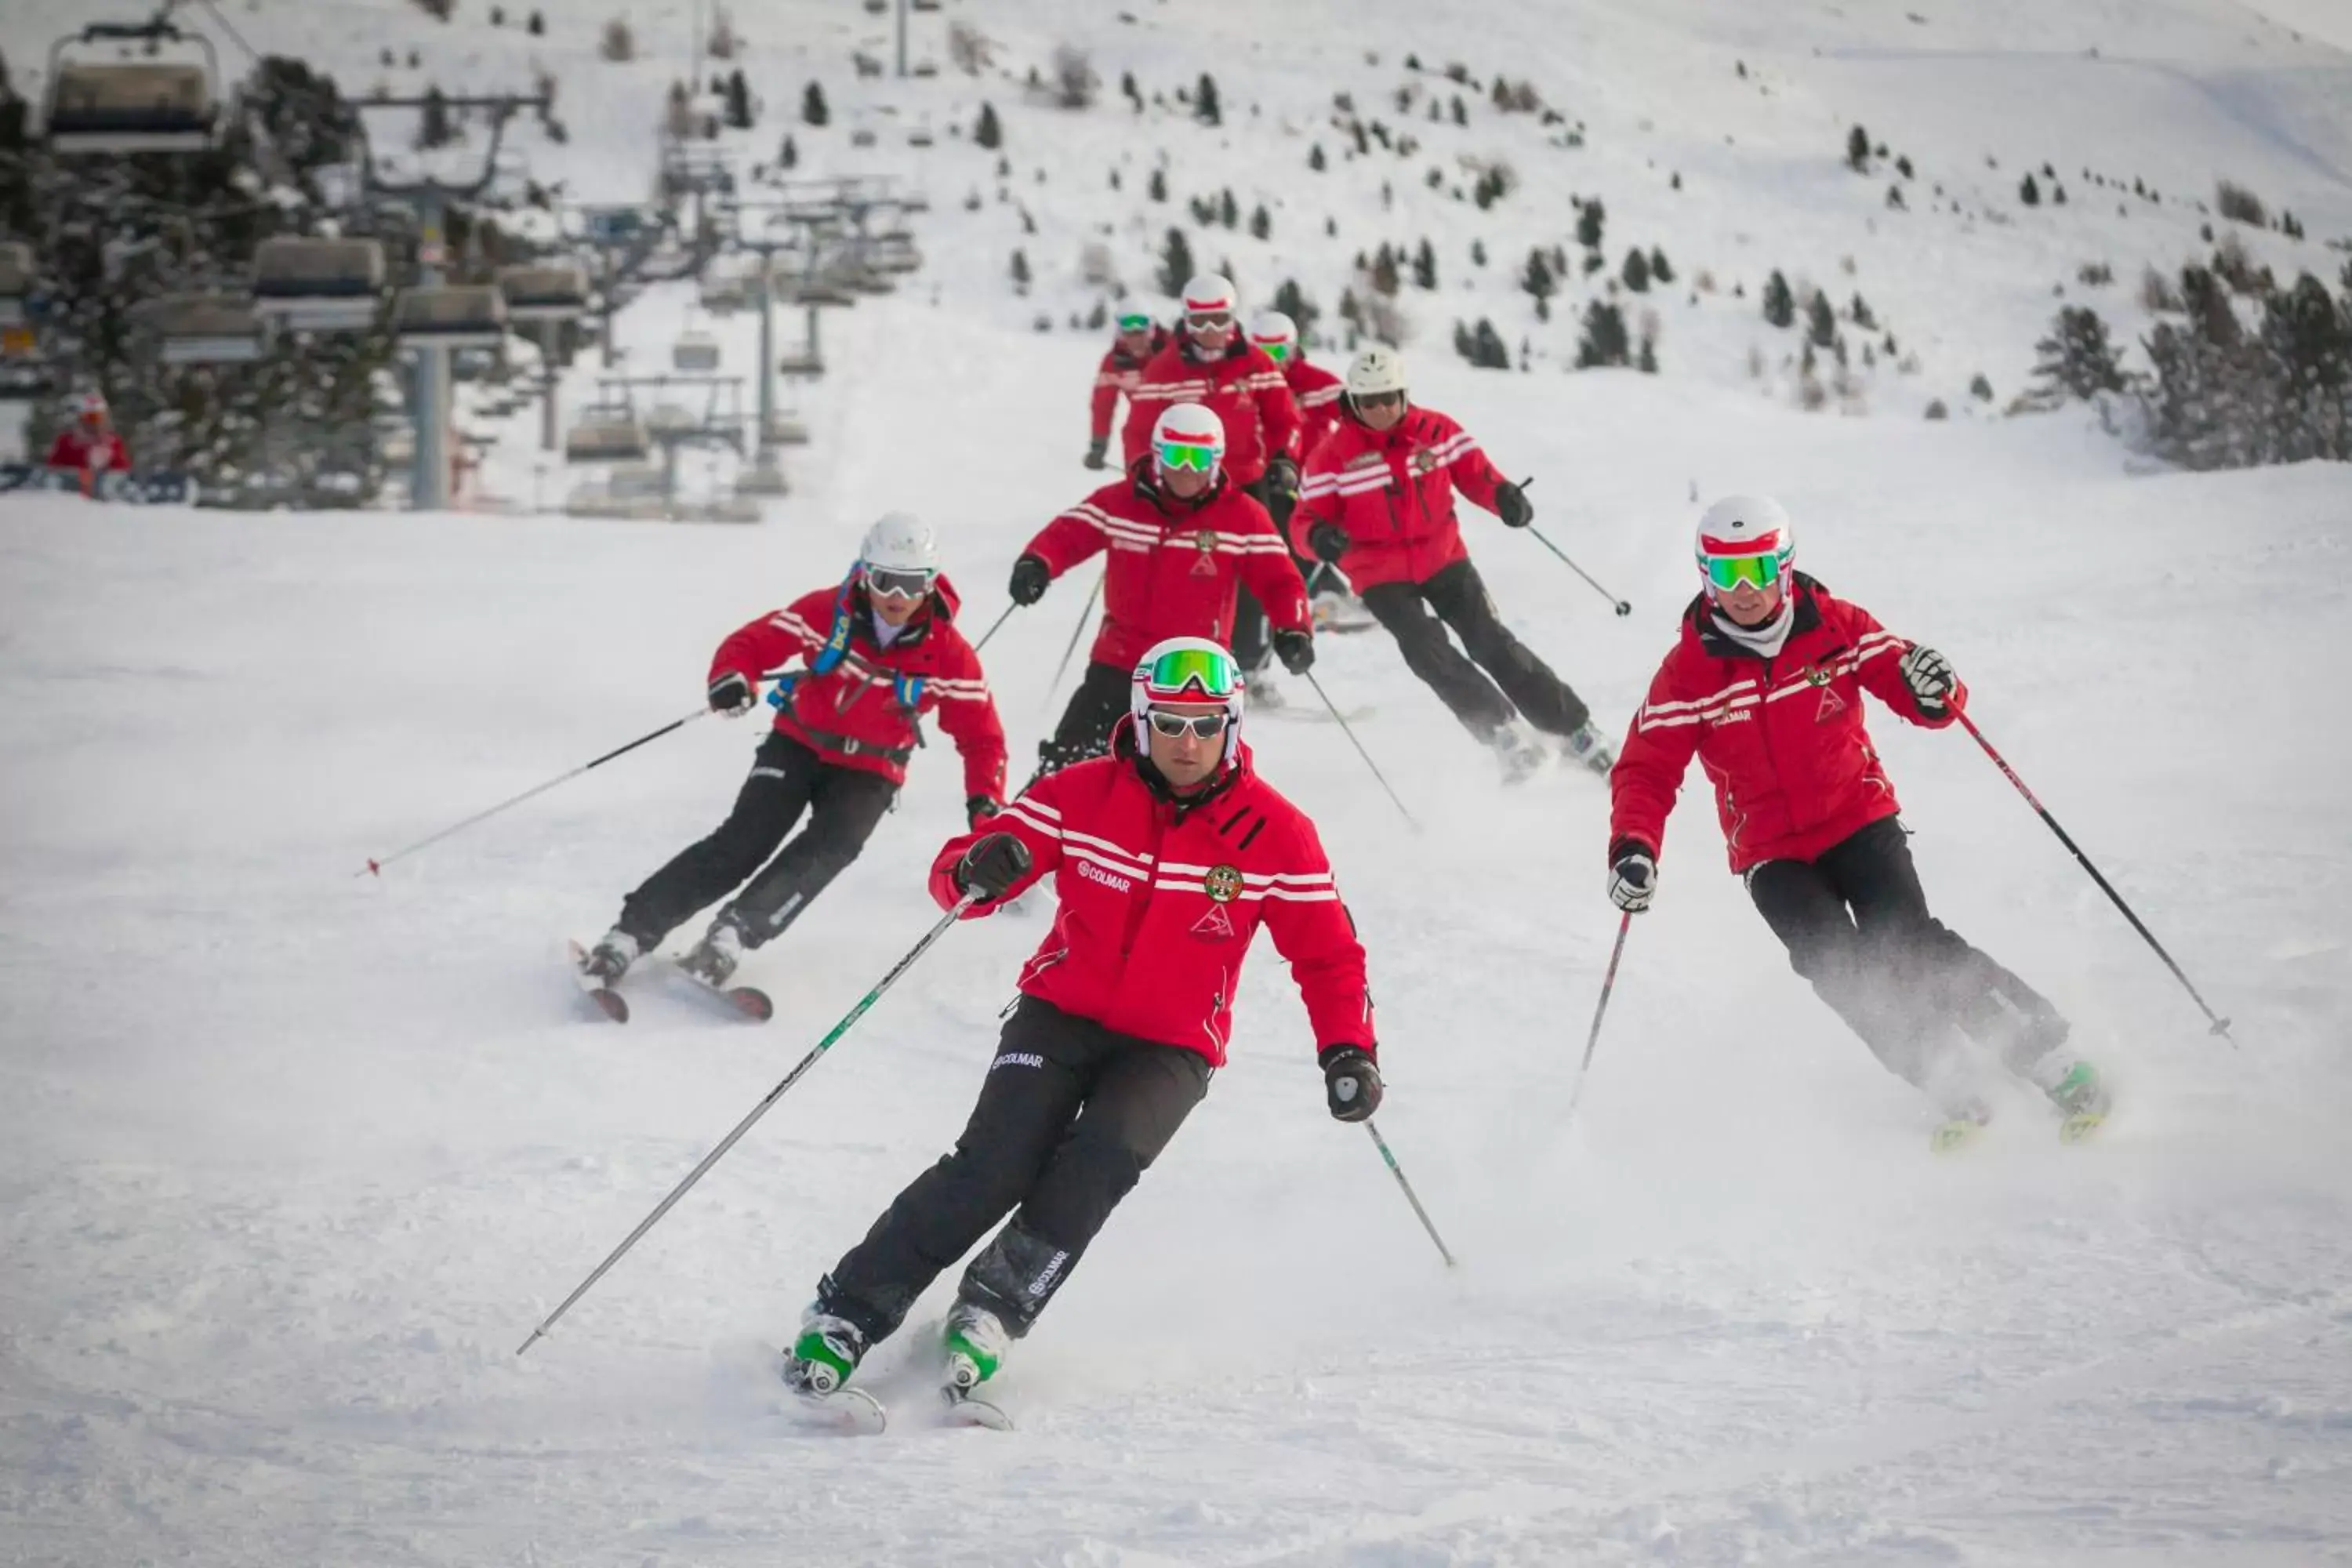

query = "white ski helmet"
[1345, 344, 1407, 399]
[73, 389, 110, 420]
[1129, 635, 1246, 761]
[1248, 309, 1298, 362]
[858, 510, 938, 575]
[1179, 273, 1239, 322]
[1150, 401, 1227, 479]
[1693, 495, 1795, 599]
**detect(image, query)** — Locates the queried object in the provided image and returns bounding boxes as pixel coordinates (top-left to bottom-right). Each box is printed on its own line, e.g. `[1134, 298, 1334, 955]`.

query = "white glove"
[1608, 851, 1657, 913]
[1898, 646, 1955, 712]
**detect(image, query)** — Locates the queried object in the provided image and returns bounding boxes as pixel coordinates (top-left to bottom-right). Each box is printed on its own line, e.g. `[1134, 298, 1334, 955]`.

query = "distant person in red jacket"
[1606, 496, 2109, 1145]
[782, 637, 1380, 1405]
[1010, 401, 1312, 782]
[1084, 309, 1167, 471]
[45, 391, 131, 484]
[1296, 345, 1613, 782]
[1122, 275, 1302, 682]
[579, 514, 1008, 989]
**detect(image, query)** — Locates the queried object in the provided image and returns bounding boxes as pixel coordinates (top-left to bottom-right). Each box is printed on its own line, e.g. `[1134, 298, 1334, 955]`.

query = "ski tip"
[590, 989, 630, 1023]
[729, 986, 775, 1022]
[938, 1386, 1014, 1430]
[790, 1385, 887, 1436]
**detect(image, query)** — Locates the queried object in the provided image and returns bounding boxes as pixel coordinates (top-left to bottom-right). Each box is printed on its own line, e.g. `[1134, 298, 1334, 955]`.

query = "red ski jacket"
[1022, 466, 1312, 671]
[1294, 405, 1508, 590]
[1285, 358, 1346, 463]
[929, 735, 1374, 1065]
[709, 575, 1008, 802]
[45, 429, 131, 473]
[1089, 327, 1169, 444]
[1608, 576, 1965, 875]
[1121, 336, 1300, 486]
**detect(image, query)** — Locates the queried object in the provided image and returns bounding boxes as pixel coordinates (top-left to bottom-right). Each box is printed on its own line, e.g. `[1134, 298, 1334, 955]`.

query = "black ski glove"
[708, 670, 756, 717]
[966, 796, 1003, 830]
[1272, 627, 1316, 676]
[1308, 521, 1350, 564]
[1606, 840, 1657, 913]
[1008, 554, 1052, 606]
[954, 831, 1033, 902]
[1264, 456, 1302, 526]
[1320, 1045, 1382, 1123]
[1083, 437, 1108, 470]
[1494, 481, 1534, 528]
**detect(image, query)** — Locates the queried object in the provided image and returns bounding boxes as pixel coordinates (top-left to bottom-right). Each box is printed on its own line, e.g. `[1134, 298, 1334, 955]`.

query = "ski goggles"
[1155, 437, 1221, 474]
[1703, 553, 1785, 593]
[1145, 708, 1234, 740]
[1254, 338, 1293, 364]
[1116, 312, 1152, 333]
[1139, 644, 1242, 702]
[864, 564, 937, 600]
[1185, 310, 1237, 331]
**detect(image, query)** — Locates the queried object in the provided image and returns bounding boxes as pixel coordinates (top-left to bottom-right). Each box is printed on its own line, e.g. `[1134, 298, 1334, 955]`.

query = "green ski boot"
[2044, 1061, 2111, 1143]
[1929, 1097, 1993, 1154]
[942, 1302, 1011, 1392]
[782, 1311, 867, 1397]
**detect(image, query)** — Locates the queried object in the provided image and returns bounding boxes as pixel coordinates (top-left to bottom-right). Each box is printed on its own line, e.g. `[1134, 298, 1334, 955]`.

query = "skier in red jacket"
[579, 514, 1007, 989]
[1010, 401, 1313, 782]
[1122, 275, 1302, 683]
[1084, 309, 1167, 471]
[1606, 496, 2109, 1145]
[782, 637, 1380, 1403]
[45, 391, 131, 484]
[1248, 307, 1374, 633]
[1296, 346, 1613, 781]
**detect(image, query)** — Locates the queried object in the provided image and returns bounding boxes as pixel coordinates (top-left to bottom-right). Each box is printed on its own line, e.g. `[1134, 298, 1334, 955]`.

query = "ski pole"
[1037, 568, 1104, 716]
[1515, 477, 1632, 616]
[1955, 710, 2234, 1044]
[358, 706, 707, 877]
[1566, 912, 1634, 1121]
[517, 892, 983, 1356]
[1363, 1118, 1456, 1268]
[969, 601, 1017, 654]
[1302, 670, 1420, 831]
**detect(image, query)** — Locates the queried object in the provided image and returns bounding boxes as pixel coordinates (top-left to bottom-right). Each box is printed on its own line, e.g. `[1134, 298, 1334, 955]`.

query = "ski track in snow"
[6, 0, 2352, 1561]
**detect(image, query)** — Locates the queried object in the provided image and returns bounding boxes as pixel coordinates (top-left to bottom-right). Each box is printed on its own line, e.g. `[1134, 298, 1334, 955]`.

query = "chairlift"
[735, 461, 790, 498]
[564, 410, 650, 464]
[765, 413, 811, 447]
[907, 125, 934, 149]
[139, 292, 265, 365]
[251, 237, 387, 332]
[776, 348, 826, 378]
[395, 285, 508, 350]
[496, 263, 590, 324]
[672, 330, 720, 372]
[43, 21, 222, 154]
[911, 0, 943, 11]
[0, 241, 34, 328]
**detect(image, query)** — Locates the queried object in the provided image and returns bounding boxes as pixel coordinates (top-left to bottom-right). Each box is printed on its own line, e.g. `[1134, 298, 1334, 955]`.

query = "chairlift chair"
[251, 237, 387, 332]
[395, 285, 508, 350]
[139, 292, 264, 365]
[912, 0, 943, 11]
[0, 242, 34, 328]
[43, 21, 222, 154]
[496, 263, 590, 324]
[564, 408, 651, 464]
[672, 330, 720, 372]
[765, 413, 811, 446]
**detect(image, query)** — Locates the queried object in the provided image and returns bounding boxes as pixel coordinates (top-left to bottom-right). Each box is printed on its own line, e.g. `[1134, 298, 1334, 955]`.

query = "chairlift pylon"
[43, 20, 223, 155]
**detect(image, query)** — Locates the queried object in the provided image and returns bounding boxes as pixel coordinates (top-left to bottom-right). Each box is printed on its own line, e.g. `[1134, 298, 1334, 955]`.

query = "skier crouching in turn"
[1605, 496, 2108, 1145]
[784, 637, 1381, 1401]
[579, 514, 1007, 989]
[1294, 345, 1615, 782]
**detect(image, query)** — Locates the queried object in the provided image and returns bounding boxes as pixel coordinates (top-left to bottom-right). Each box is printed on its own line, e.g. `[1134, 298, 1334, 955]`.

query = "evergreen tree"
[723, 69, 753, 130]
[1010, 249, 1032, 294]
[1451, 95, 1468, 126]
[779, 133, 797, 168]
[1121, 70, 1141, 108]
[1846, 124, 1870, 172]
[1762, 269, 1795, 328]
[975, 102, 1002, 149]
[1638, 332, 1659, 374]
[527, 9, 544, 34]
[1470, 317, 1512, 368]
[1576, 198, 1605, 251]
[1454, 319, 1476, 362]
[1851, 292, 1875, 328]
[1622, 247, 1650, 292]
[1156, 227, 1194, 296]
[1249, 204, 1271, 241]
[1471, 238, 1488, 267]
[1970, 373, 1995, 401]
[1370, 242, 1401, 296]
[2026, 306, 2126, 405]
[2020, 172, 2041, 206]
[1576, 300, 1632, 367]
[1272, 278, 1320, 343]
[1148, 167, 1167, 202]
[417, 85, 457, 149]
[1412, 237, 1437, 290]
[1648, 245, 1674, 284]
[1196, 72, 1221, 125]
[802, 81, 829, 126]
[1218, 187, 1238, 228]
[1308, 143, 1327, 172]
[1807, 291, 1836, 347]
[1523, 246, 1557, 315]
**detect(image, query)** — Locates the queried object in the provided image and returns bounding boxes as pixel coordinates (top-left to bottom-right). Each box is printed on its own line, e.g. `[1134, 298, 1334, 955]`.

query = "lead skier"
[782, 637, 1381, 1403]
[1605, 496, 2110, 1145]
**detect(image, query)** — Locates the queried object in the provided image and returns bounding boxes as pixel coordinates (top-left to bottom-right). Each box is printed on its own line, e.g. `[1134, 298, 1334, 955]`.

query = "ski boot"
[1312, 587, 1377, 633]
[1248, 672, 1288, 710]
[2039, 1060, 2111, 1142]
[579, 927, 641, 983]
[1487, 724, 1548, 784]
[1929, 1095, 1993, 1154]
[782, 1309, 869, 1397]
[1562, 720, 1617, 776]
[942, 1301, 1012, 1394]
[677, 917, 746, 989]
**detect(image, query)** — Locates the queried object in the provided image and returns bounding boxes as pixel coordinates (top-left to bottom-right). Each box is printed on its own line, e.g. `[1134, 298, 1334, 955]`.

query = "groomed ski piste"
[6, 0, 2352, 1561]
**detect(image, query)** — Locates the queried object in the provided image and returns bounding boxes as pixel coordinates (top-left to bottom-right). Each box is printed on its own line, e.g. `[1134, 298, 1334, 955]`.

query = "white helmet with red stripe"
[1248, 309, 1298, 362]
[1179, 273, 1238, 319]
[1150, 401, 1226, 481]
[1129, 635, 1246, 761]
[74, 390, 110, 422]
[1694, 494, 1796, 600]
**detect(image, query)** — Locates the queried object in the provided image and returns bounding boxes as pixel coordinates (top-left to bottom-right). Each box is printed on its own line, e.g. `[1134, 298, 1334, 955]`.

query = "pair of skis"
[566, 940, 773, 1025]
[789, 1381, 1012, 1436]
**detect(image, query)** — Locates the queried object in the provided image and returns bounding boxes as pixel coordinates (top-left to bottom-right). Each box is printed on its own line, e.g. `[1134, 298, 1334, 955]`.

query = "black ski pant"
[1359, 557, 1591, 740]
[819, 996, 1211, 1343]
[616, 731, 896, 951]
[1745, 816, 2069, 1102]
[1029, 658, 1131, 788]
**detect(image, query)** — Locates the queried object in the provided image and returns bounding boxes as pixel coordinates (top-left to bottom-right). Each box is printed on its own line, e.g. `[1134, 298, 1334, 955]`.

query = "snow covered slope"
[6, 289, 2352, 1560]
